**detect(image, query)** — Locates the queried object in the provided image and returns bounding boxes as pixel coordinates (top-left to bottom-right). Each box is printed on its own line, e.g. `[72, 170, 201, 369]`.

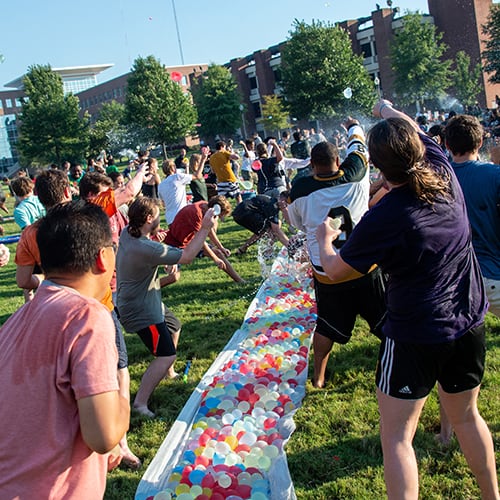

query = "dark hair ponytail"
[368, 118, 450, 205]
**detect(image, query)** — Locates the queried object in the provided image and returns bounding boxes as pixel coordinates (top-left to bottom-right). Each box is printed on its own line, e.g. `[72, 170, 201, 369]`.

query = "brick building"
[229, 0, 500, 136]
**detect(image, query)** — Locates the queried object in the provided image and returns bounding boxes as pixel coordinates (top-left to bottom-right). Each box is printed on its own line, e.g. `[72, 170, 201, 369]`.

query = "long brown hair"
[368, 118, 450, 205]
[127, 197, 161, 238]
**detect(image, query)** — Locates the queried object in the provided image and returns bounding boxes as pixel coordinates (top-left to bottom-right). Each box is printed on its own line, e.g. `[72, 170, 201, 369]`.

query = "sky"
[0, 0, 429, 91]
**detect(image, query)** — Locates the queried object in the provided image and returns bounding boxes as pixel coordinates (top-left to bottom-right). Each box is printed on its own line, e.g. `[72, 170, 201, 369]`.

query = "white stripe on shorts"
[379, 337, 395, 394]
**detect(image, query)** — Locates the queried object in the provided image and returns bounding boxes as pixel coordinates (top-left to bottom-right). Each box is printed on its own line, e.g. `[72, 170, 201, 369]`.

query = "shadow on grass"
[287, 432, 382, 491]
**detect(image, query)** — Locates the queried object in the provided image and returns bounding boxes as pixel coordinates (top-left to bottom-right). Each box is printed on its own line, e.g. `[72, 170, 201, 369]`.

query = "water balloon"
[343, 87, 353, 99]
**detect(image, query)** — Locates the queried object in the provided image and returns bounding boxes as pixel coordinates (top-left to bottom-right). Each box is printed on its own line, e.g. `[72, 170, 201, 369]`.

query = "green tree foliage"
[125, 55, 197, 157]
[390, 13, 452, 108]
[89, 101, 130, 156]
[453, 51, 482, 108]
[281, 20, 375, 120]
[191, 64, 242, 139]
[482, 3, 500, 84]
[261, 95, 289, 136]
[17, 64, 89, 165]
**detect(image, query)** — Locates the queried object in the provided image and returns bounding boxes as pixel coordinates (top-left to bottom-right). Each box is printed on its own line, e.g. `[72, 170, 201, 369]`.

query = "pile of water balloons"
[144, 258, 316, 500]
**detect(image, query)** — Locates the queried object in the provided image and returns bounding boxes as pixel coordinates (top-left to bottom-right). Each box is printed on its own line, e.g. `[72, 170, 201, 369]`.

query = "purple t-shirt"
[340, 134, 487, 344]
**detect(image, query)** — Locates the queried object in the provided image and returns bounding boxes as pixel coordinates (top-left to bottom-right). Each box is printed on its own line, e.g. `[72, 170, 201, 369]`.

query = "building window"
[181, 75, 187, 86]
[249, 76, 258, 90]
[15, 98, 22, 107]
[253, 102, 262, 118]
[361, 42, 372, 58]
[0, 101, 3, 110]
[273, 68, 282, 83]
[5, 99, 12, 108]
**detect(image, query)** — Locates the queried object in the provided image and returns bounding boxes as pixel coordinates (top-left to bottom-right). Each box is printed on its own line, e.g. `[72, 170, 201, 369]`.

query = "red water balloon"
[170, 71, 183, 83]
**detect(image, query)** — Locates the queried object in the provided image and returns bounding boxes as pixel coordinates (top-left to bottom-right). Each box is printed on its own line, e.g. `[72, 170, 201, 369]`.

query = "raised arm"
[193, 152, 209, 180]
[269, 139, 283, 163]
[114, 163, 148, 207]
[337, 118, 369, 183]
[373, 99, 420, 132]
[239, 140, 250, 156]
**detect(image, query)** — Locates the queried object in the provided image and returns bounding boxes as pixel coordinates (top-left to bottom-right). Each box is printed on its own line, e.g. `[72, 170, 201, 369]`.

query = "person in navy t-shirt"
[316, 100, 498, 500]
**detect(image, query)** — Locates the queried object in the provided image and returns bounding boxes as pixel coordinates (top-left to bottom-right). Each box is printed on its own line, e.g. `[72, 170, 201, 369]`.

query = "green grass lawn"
[0, 192, 498, 500]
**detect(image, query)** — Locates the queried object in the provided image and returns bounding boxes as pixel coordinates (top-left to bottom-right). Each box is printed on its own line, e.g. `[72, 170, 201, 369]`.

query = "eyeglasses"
[104, 242, 118, 253]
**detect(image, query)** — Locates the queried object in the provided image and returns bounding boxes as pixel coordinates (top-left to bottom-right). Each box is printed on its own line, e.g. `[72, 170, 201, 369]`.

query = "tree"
[390, 13, 452, 109]
[281, 20, 376, 120]
[452, 51, 482, 108]
[482, 3, 500, 84]
[260, 95, 289, 137]
[17, 64, 89, 165]
[125, 55, 197, 158]
[89, 101, 131, 156]
[191, 64, 242, 140]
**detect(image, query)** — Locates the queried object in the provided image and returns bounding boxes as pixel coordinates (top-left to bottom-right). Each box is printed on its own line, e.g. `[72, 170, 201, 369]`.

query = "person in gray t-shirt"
[116, 197, 216, 418]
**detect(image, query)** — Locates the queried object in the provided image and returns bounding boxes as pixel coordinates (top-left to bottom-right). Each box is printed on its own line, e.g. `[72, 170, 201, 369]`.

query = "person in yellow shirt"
[209, 141, 242, 203]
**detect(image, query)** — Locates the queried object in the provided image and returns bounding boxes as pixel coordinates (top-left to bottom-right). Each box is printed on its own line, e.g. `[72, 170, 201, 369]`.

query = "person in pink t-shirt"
[0, 201, 130, 498]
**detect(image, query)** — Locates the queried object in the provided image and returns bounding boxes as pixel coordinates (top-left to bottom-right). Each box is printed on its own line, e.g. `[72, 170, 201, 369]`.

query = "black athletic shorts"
[136, 309, 181, 357]
[313, 267, 386, 344]
[376, 324, 486, 400]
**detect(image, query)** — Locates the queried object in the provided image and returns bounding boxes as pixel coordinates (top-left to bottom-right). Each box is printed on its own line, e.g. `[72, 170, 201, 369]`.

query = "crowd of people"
[0, 98, 498, 499]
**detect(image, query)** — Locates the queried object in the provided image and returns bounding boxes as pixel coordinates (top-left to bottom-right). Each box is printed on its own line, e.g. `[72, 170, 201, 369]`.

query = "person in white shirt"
[158, 151, 206, 225]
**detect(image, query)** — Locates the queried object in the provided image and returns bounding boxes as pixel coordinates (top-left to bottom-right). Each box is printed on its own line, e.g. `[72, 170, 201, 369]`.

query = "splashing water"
[436, 95, 463, 114]
[257, 232, 280, 279]
[285, 232, 310, 281]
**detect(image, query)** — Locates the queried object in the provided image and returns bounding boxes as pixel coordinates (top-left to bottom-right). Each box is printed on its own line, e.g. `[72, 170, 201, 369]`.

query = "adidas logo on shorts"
[398, 386, 412, 395]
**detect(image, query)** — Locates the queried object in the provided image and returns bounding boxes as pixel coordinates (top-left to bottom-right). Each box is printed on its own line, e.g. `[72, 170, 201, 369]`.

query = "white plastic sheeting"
[136, 253, 315, 500]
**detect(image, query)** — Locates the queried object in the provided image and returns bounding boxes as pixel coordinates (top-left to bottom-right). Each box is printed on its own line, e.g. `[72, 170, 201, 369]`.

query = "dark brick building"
[229, 0, 500, 135]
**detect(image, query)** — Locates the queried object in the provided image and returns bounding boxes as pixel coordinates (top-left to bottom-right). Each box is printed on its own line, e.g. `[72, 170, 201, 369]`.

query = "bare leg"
[377, 388, 427, 500]
[117, 366, 141, 468]
[166, 329, 180, 379]
[133, 355, 176, 416]
[440, 386, 500, 500]
[312, 332, 334, 388]
[436, 386, 453, 446]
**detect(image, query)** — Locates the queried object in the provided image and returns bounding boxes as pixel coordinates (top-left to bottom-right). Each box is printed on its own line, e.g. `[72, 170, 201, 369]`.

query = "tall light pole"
[171, 0, 185, 65]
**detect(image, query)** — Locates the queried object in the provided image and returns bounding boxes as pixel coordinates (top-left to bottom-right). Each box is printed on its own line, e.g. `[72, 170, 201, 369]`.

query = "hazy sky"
[0, 0, 429, 90]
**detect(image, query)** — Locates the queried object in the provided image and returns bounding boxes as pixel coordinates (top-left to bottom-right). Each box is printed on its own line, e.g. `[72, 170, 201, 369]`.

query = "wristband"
[379, 103, 392, 116]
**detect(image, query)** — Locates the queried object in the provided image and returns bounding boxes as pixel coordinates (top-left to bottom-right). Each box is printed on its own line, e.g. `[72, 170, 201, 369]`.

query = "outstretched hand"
[343, 116, 360, 129]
